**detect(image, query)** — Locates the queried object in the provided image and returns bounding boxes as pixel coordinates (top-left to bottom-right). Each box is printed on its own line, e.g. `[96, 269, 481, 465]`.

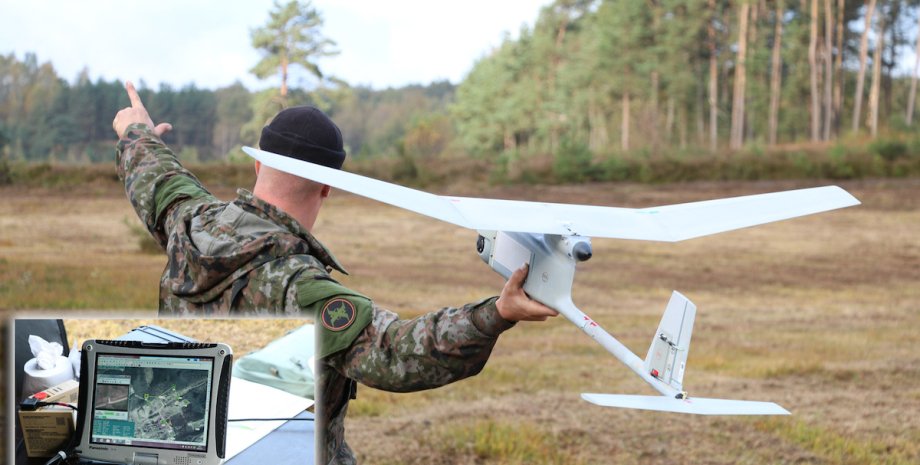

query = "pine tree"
[250, 0, 337, 102]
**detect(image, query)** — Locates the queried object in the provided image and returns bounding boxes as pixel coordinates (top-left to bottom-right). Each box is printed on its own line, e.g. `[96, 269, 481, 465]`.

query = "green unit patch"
[295, 273, 373, 358]
[322, 298, 356, 331]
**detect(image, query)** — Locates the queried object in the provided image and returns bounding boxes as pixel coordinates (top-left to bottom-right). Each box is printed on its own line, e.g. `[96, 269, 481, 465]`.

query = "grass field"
[1, 177, 918, 464]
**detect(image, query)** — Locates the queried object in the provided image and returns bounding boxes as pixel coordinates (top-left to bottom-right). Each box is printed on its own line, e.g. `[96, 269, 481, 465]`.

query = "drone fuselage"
[476, 230, 681, 398]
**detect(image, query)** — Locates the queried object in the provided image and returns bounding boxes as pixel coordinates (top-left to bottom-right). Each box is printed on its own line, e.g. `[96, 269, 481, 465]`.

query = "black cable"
[24, 402, 80, 465]
[35, 401, 78, 410]
[229, 417, 314, 422]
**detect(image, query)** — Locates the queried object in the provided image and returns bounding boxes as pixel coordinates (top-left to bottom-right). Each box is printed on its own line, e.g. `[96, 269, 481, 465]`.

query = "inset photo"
[9, 318, 315, 465]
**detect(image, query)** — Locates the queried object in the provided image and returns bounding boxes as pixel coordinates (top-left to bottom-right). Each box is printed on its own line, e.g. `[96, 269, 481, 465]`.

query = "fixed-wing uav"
[244, 146, 860, 416]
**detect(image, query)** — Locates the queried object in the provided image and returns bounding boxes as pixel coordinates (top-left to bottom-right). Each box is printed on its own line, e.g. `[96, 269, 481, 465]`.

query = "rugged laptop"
[72, 340, 232, 465]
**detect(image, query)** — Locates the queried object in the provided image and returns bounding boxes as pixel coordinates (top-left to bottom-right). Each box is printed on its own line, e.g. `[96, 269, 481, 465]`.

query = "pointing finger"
[125, 81, 145, 109]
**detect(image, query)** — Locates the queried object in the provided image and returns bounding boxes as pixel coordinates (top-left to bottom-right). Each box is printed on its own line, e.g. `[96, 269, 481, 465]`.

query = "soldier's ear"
[320, 184, 331, 198]
[254, 160, 262, 176]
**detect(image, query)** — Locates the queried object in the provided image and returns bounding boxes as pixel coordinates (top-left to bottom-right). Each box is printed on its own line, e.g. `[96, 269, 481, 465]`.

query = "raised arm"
[113, 81, 215, 247]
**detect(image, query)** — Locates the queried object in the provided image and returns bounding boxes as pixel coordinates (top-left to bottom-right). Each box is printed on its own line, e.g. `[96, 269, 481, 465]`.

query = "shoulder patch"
[293, 272, 373, 357]
[321, 298, 357, 331]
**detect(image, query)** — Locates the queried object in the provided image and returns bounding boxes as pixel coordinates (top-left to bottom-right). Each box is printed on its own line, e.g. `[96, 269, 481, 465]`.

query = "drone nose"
[573, 242, 592, 262]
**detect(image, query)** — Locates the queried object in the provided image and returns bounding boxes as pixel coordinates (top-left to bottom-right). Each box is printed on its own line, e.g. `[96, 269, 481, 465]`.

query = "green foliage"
[553, 137, 594, 182]
[214, 82, 252, 157]
[0, 125, 9, 185]
[6, 162, 117, 188]
[3, 0, 919, 188]
[390, 144, 420, 183]
[329, 82, 456, 158]
[250, 0, 337, 96]
[0, 53, 227, 163]
[868, 138, 909, 161]
[401, 113, 452, 159]
[0, 159, 10, 186]
[450, 0, 912, 165]
[177, 146, 200, 163]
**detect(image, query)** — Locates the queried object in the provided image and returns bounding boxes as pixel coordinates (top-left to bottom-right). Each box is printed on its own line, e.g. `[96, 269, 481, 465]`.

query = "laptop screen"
[90, 354, 214, 452]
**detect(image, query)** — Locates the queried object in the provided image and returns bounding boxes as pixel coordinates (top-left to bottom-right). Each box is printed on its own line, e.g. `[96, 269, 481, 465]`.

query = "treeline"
[0, 52, 454, 163]
[452, 0, 920, 162]
[3, 0, 920, 185]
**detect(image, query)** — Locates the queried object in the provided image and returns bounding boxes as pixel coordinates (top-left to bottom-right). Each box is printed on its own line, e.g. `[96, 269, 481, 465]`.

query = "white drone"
[244, 146, 860, 416]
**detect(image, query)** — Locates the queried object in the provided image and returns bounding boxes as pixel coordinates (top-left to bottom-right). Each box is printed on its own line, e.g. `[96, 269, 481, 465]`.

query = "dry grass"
[2, 178, 919, 464]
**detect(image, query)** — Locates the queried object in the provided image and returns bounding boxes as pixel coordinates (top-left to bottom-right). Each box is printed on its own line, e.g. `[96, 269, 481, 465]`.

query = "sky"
[0, 0, 553, 91]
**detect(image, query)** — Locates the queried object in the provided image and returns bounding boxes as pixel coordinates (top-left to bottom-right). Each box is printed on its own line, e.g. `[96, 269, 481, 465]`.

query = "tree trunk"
[822, 0, 834, 140]
[808, 0, 821, 141]
[832, 0, 844, 134]
[549, 13, 570, 153]
[650, 71, 660, 150]
[768, 0, 784, 145]
[588, 90, 609, 151]
[666, 96, 675, 144]
[868, 13, 885, 137]
[696, 79, 706, 146]
[746, 1, 760, 142]
[853, 0, 877, 132]
[622, 93, 631, 151]
[730, 2, 750, 150]
[679, 107, 688, 148]
[883, 2, 899, 120]
[708, 0, 719, 151]
[906, 12, 920, 126]
[280, 54, 289, 99]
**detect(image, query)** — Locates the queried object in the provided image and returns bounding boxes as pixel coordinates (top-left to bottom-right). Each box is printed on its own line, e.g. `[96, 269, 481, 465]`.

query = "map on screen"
[91, 354, 213, 452]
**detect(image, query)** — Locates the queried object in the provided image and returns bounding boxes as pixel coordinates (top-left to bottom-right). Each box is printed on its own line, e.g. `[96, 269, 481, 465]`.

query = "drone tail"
[643, 291, 696, 392]
[580, 393, 790, 415]
[581, 291, 788, 415]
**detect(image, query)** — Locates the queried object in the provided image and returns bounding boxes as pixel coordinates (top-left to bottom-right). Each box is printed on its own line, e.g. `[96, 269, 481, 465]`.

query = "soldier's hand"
[112, 81, 172, 139]
[496, 263, 559, 322]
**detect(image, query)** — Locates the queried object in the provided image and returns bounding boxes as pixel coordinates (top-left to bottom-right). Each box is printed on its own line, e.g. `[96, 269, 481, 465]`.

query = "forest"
[2, 0, 920, 183]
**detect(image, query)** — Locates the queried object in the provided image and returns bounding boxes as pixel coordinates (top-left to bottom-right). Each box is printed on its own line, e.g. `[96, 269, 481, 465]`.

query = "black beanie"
[259, 106, 347, 169]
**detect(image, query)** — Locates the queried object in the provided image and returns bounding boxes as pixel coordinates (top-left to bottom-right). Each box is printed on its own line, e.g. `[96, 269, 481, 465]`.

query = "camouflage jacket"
[117, 124, 517, 465]
[116, 123, 348, 315]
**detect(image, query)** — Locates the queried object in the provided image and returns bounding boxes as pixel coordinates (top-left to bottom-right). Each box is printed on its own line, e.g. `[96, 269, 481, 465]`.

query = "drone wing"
[244, 147, 859, 241]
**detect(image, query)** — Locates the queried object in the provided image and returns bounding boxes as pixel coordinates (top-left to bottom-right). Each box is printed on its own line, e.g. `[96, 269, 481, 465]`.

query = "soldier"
[112, 81, 559, 464]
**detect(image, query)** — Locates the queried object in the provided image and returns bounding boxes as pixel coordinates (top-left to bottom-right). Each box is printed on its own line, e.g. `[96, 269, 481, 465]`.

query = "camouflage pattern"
[116, 123, 347, 315]
[316, 297, 515, 464]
